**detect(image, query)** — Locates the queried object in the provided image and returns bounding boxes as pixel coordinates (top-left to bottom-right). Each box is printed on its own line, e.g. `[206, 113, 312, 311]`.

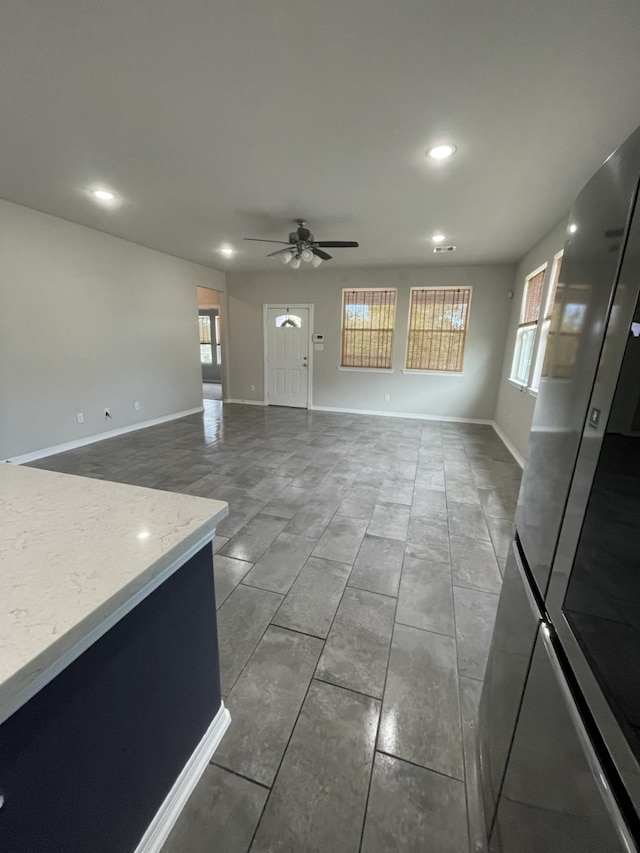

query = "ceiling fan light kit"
[244, 220, 359, 268]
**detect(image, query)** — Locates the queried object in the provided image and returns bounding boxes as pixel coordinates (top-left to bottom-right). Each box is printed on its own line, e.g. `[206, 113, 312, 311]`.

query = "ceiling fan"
[244, 220, 359, 268]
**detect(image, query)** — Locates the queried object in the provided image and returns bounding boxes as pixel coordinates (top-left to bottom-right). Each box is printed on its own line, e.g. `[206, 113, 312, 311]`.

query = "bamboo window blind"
[199, 315, 212, 344]
[405, 287, 471, 372]
[341, 289, 397, 368]
[542, 254, 565, 378]
[520, 269, 546, 329]
[544, 254, 563, 321]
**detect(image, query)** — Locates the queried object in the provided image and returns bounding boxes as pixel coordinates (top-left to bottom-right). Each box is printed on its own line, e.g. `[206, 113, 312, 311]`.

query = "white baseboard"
[491, 421, 526, 468]
[309, 404, 493, 424]
[4, 408, 205, 464]
[223, 398, 268, 406]
[134, 703, 231, 853]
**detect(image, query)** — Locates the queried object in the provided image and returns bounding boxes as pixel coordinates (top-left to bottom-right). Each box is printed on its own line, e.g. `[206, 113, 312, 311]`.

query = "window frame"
[509, 262, 548, 390]
[530, 250, 564, 392]
[214, 313, 222, 365]
[339, 287, 397, 371]
[402, 286, 472, 375]
[198, 314, 213, 365]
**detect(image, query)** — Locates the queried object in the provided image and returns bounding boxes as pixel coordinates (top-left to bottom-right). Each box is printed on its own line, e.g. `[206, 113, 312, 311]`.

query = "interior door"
[266, 307, 309, 408]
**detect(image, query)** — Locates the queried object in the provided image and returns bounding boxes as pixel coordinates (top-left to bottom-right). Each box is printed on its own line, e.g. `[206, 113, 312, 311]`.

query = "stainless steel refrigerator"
[479, 124, 640, 852]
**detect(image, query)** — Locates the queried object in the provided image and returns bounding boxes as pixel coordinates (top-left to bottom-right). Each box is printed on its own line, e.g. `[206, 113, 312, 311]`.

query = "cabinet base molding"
[135, 703, 231, 853]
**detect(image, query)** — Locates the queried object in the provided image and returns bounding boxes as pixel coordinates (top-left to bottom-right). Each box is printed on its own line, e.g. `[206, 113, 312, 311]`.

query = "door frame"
[263, 303, 314, 408]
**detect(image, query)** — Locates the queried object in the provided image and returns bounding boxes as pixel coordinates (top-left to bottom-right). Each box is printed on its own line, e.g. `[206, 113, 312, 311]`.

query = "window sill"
[337, 366, 395, 373]
[508, 378, 528, 391]
[401, 369, 464, 377]
[507, 378, 539, 398]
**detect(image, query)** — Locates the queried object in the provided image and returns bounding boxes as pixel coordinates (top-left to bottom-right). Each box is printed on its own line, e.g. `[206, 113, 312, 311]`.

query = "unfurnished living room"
[2, 2, 640, 852]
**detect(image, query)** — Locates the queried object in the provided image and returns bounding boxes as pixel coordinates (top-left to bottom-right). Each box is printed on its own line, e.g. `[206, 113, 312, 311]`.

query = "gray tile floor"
[30, 401, 521, 853]
[203, 381, 223, 400]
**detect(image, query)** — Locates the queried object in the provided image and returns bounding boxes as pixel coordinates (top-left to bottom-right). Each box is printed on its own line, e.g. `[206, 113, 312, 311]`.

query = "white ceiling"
[2, 0, 640, 272]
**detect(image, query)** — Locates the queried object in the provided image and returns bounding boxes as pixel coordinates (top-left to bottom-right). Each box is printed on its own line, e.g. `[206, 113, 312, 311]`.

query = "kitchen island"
[0, 464, 228, 852]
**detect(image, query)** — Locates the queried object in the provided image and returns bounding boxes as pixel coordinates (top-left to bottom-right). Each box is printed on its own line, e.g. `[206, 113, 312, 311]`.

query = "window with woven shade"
[511, 264, 547, 386]
[542, 257, 590, 381]
[341, 289, 397, 369]
[536, 250, 565, 385]
[405, 287, 471, 372]
[199, 315, 213, 364]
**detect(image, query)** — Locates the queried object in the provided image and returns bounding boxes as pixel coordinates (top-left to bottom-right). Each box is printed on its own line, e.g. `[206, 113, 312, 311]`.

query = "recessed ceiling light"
[569, 223, 578, 234]
[219, 246, 234, 257]
[91, 188, 116, 201]
[432, 233, 447, 243]
[427, 144, 457, 160]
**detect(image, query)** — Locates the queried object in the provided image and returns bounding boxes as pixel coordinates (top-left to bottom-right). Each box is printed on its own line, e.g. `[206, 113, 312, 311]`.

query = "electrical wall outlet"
[76, 412, 84, 424]
[384, 394, 390, 402]
[250, 384, 256, 391]
[134, 401, 141, 411]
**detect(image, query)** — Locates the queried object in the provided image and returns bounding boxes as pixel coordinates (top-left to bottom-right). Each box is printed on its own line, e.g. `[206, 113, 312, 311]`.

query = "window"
[275, 313, 302, 328]
[531, 251, 563, 389]
[405, 287, 471, 372]
[511, 265, 547, 386]
[214, 314, 222, 365]
[542, 280, 590, 380]
[341, 289, 396, 369]
[199, 315, 213, 364]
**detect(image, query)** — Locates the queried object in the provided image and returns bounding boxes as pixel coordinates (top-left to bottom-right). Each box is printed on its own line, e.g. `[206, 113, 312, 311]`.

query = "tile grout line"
[457, 435, 508, 852]
[216, 591, 286, 701]
[356, 428, 417, 853]
[447, 432, 474, 853]
[374, 747, 466, 785]
[312, 675, 382, 703]
[208, 761, 272, 791]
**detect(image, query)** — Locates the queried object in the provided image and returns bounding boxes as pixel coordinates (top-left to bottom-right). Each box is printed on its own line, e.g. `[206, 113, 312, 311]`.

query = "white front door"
[266, 307, 310, 408]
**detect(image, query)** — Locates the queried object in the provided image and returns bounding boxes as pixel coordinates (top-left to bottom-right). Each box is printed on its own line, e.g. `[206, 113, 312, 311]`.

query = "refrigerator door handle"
[539, 624, 637, 853]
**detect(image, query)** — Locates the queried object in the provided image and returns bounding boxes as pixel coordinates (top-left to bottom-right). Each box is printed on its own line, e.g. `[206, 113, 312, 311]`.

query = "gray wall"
[0, 200, 225, 460]
[494, 218, 568, 460]
[226, 264, 515, 420]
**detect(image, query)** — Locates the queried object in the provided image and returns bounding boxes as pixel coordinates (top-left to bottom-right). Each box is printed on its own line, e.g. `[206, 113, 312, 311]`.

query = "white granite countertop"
[0, 464, 228, 724]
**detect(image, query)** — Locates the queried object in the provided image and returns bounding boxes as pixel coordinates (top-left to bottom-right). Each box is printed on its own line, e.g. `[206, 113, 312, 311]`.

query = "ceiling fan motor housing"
[295, 225, 313, 243]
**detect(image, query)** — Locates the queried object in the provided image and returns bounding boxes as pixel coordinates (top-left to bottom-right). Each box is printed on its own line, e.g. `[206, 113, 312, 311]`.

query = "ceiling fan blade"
[267, 247, 295, 258]
[312, 248, 332, 261]
[244, 237, 292, 244]
[315, 241, 359, 248]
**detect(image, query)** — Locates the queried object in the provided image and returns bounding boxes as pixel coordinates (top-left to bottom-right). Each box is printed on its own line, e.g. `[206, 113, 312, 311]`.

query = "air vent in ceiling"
[433, 245, 457, 254]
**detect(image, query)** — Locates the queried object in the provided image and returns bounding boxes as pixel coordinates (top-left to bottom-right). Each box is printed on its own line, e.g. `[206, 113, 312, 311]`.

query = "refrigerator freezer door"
[479, 542, 541, 838]
[515, 125, 640, 599]
[491, 626, 636, 853]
